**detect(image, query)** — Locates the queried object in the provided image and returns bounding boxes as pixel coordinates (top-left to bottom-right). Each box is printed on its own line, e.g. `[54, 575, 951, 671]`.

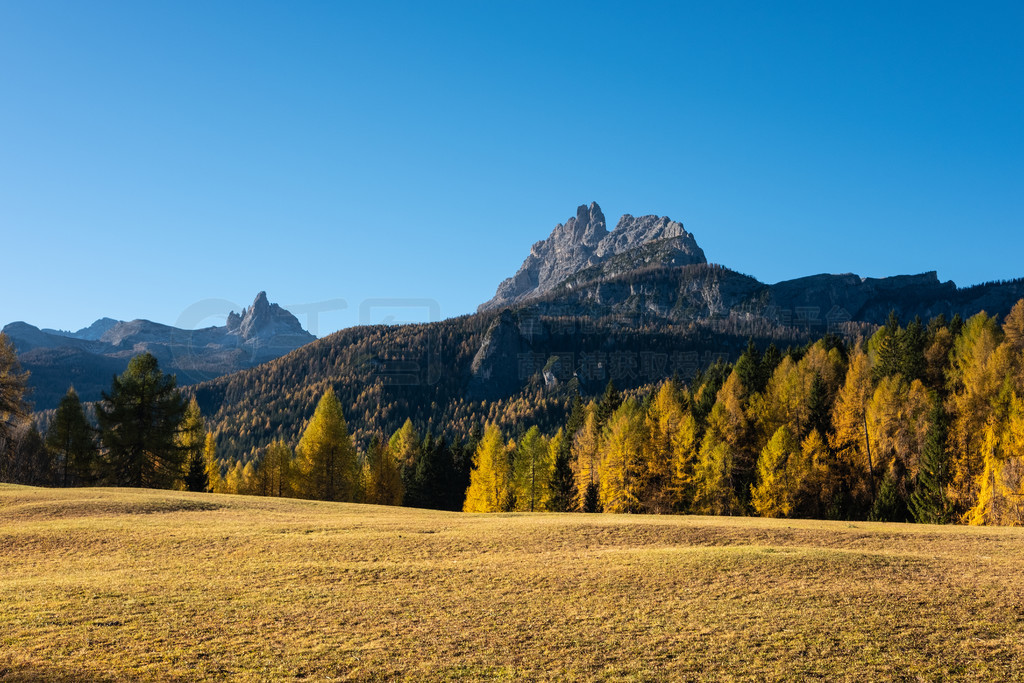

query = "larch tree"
[946, 312, 1009, 512]
[571, 407, 602, 512]
[96, 353, 187, 489]
[45, 387, 97, 486]
[667, 410, 700, 512]
[512, 426, 552, 512]
[0, 333, 31, 480]
[599, 400, 644, 514]
[365, 434, 404, 506]
[203, 432, 224, 493]
[830, 346, 876, 508]
[751, 426, 804, 518]
[180, 398, 207, 492]
[463, 423, 511, 512]
[262, 439, 294, 498]
[295, 388, 359, 502]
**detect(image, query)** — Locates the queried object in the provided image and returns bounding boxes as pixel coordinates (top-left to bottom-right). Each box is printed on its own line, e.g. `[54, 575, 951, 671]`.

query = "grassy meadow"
[2, 485, 1024, 681]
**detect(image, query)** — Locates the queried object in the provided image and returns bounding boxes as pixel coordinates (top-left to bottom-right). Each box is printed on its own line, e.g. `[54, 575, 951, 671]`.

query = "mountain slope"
[5, 292, 315, 410]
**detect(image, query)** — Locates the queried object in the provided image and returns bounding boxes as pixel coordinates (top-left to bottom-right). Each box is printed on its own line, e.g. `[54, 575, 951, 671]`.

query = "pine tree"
[463, 424, 511, 512]
[595, 380, 622, 431]
[96, 353, 187, 489]
[45, 387, 97, 486]
[295, 388, 359, 501]
[184, 447, 209, 492]
[908, 399, 952, 524]
[549, 393, 585, 511]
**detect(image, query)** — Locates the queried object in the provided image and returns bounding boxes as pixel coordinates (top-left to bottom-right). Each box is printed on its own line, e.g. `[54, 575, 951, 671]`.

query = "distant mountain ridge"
[4, 292, 315, 410]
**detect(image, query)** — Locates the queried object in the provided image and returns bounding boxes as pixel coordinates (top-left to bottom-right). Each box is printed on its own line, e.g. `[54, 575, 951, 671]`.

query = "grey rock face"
[480, 202, 705, 311]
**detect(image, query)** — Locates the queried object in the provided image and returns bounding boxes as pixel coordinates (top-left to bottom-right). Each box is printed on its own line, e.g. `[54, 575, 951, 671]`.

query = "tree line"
[3, 299, 1024, 525]
[463, 302, 1024, 525]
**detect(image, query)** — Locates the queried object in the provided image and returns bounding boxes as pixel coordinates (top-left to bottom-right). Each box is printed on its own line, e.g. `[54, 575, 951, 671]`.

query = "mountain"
[4, 292, 315, 410]
[185, 202, 1024, 463]
[485, 202, 1024, 331]
[480, 203, 706, 310]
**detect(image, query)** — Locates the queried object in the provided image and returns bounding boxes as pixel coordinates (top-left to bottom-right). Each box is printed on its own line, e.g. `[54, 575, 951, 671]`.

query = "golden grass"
[2, 485, 1024, 681]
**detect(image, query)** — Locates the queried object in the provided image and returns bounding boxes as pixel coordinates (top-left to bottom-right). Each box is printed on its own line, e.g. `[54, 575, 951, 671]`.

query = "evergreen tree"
[96, 353, 187, 488]
[735, 338, 766, 397]
[45, 387, 97, 486]
[184, 447, 209, 492]
[11, 422, 51, 485]
[595, 380, 622, 431]
[807, 372, 831, 439]
[550, 393, 585, 511]
[909, 398, 952, 524]
[869, 470, 904, 521]
[295, 388, 359, 501]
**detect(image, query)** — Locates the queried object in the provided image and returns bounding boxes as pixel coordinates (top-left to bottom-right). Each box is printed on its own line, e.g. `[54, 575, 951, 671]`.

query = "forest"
[3, 300, 1024, 525]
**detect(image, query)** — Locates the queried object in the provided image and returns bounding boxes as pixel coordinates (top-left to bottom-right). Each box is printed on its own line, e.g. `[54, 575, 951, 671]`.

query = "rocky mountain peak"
[225, 292, 309, 343]
[480, 202, 706, 311]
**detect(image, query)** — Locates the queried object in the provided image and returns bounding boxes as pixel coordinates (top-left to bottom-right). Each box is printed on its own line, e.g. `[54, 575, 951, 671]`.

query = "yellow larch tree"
[830, 346, 876, 506]
[295, 388, 359, 502]
[946, 312, 1010, 511]
[751, 425, 803, 518]
[571, 407, 602, 512]
[463, 423, 511, 512]
[364, 434, 404, 506]
[599, 400, 644, 514]
[512, 426, 552, 512]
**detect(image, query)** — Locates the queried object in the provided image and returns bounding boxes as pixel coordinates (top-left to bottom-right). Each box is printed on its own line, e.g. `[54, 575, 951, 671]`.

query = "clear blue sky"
[2, 1, 1021, 336]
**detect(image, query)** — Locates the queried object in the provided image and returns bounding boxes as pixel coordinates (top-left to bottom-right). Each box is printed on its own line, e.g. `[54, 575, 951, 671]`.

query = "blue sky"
[2, 1, 1021, 336]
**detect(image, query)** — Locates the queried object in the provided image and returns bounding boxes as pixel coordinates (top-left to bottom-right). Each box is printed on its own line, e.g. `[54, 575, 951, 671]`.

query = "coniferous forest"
[5, 300, 1024, 526]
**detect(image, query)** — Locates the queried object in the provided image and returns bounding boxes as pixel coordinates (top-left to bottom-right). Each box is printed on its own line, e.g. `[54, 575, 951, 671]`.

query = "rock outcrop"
[479, 202, 706, 311]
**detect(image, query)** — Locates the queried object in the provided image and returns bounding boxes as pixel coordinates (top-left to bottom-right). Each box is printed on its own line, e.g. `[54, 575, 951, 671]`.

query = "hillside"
[3, 485, 1023, 680]
[189, 203, 1024, 463]
[190, 310, 806, 461]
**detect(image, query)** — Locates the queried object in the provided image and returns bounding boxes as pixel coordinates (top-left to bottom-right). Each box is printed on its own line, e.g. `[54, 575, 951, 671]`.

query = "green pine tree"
[45, 387, 97, 486]
[96, 353, 187, 488]
[909, 399, 952, 524]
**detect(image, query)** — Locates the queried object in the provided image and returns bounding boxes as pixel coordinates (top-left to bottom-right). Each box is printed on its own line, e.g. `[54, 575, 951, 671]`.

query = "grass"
[2, 485, 1024, 681]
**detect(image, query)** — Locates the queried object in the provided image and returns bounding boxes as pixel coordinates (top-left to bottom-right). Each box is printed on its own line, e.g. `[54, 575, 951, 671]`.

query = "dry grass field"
[2, 484, 1024, 681]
